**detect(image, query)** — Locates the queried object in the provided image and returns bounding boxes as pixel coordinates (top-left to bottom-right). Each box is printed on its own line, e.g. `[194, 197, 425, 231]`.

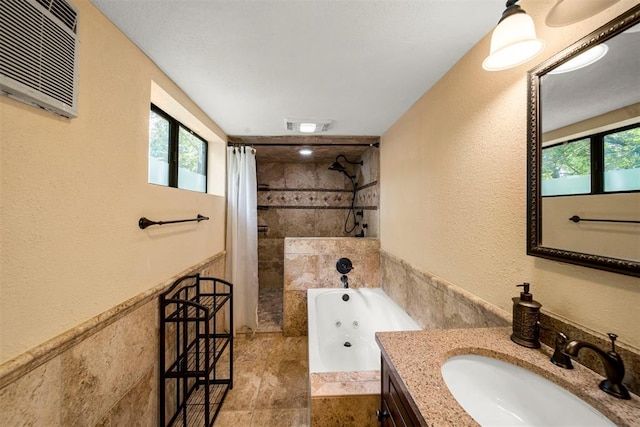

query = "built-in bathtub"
[307, 288, 420, 425]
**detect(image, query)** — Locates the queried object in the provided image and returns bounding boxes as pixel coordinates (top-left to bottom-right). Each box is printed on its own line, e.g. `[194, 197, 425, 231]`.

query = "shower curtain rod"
[226, 142, 379, 147]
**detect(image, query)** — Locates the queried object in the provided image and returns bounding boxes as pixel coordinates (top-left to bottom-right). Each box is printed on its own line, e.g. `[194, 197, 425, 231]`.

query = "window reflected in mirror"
[604, 127, 640, 192]
[542, 138, 591, 196]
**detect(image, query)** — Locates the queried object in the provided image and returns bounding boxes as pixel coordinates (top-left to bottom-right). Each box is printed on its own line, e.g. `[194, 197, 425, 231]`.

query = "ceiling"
[91, 0, 505, 139]
[541, 23, 640, 134]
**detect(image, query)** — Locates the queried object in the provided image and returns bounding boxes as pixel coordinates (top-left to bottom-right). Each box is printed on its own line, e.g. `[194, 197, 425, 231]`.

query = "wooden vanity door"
[380, 356, 421, 426]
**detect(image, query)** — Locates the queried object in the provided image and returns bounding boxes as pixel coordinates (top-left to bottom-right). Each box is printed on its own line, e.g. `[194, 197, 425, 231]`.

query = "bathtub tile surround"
[380, 250, 511, 329]
[311, 395, 379, 426]
[376, 328, 640, 426]
[283, 290, 310, 336]
[310, 370, 382, 425]
[0, 253, 225, 426]
[283, 237, 380, 336]
[381, 249, 640, 396]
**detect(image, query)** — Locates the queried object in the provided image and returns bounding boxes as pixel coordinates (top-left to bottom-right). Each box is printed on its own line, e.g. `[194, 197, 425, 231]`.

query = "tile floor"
[215, 333, 309, 426]
[257, 288, 283, 333]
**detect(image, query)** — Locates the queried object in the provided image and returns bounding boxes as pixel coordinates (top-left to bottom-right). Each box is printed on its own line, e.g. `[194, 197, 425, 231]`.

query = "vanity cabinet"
[159, 274, 233, 427]
[379, 356, 423, 426]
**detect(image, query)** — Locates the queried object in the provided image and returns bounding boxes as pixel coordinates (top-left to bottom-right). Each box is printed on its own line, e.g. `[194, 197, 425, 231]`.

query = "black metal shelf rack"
[160, 274, 233, 427]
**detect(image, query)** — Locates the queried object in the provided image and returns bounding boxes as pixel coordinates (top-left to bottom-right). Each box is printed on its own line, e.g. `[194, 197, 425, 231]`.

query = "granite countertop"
[376, 327, 640, 427]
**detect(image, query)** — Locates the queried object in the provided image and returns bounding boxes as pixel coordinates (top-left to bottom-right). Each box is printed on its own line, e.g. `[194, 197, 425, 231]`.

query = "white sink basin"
[441, 354, 615, 426]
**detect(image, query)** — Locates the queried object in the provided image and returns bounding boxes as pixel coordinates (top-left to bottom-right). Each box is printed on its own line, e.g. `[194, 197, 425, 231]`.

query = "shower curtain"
[226, 146, 258, 334]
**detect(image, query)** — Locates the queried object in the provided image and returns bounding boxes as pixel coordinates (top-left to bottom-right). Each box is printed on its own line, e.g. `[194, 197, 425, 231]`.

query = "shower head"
[328, 154, 363, 173]
[328, 160, 347, 172]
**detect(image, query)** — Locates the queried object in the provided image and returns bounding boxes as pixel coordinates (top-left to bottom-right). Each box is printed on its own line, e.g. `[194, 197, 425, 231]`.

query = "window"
[148, 104, 208, 193]
[604, 127, 640, 192]
[542, 123, 640, 197]
[541, 138, 591, 196]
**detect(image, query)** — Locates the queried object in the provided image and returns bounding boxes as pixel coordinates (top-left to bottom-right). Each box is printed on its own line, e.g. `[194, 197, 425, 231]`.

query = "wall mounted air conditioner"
[0, 0, 79, 118]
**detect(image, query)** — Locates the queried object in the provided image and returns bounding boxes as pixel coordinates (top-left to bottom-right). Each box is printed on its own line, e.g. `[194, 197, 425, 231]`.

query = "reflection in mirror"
[546, 0, 622, 27]
[527, 5, 640, 277]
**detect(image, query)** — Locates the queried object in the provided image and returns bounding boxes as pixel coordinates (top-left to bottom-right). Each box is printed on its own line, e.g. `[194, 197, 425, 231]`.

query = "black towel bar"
[138, 214, 209, 229]
[569, 215, 640, 225]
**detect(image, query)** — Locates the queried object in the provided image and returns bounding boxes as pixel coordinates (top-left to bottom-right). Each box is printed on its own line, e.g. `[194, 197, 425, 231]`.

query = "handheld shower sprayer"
[328, 154, 363, 234]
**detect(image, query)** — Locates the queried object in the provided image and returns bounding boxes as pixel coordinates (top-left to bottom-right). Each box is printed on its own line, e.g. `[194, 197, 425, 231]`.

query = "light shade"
[548, 43, 608, 74]
[483, 8, 545, 71]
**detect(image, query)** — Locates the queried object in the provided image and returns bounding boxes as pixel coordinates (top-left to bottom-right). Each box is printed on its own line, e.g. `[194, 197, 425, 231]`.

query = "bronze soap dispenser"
[511, 282, 542, 348]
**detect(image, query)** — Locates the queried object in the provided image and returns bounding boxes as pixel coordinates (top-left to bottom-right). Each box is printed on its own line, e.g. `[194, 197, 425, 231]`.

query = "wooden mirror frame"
[527, 4, 640, 277]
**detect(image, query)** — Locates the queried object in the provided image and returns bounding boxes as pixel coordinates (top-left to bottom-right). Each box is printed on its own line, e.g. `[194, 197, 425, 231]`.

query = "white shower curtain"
[226, 146, 258, 334]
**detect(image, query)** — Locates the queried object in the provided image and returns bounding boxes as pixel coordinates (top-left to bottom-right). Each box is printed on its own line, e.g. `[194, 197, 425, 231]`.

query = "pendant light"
[483, 0, 545, 71]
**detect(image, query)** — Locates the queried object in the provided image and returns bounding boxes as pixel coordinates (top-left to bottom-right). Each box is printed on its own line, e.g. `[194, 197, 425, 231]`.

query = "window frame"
[149, 103, 208, 193]
[542, 122, 639, 197]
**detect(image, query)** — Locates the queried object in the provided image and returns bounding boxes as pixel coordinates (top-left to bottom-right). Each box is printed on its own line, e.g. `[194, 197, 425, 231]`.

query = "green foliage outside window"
[179, 127, 206, 175]
[148, 105, 208, 192]
[542, 138, 590, 180]
[542, 124, 640, 195]
[604, 127, 640, 172]
[149, 110, 169, 163]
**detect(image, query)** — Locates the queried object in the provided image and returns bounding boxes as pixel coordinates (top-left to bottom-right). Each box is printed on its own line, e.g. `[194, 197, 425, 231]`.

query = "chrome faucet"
[562, 333, 630, 399]
[340, 274, 349, 288]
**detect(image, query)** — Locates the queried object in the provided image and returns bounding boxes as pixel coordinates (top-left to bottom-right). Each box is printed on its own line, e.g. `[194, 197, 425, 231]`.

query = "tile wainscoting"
[380, 250, 511, 330]
[0, 252, 226, 426]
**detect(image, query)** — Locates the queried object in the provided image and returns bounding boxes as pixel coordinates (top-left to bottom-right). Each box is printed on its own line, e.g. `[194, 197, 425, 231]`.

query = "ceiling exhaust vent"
[0, 0, 79, 118]
[285, 118, 333, 133]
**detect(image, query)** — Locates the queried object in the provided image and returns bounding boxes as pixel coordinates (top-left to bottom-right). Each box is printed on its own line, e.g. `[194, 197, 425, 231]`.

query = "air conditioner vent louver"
[0, 0, 79, 118]
[285, 118, 333, 133]
[35, 0, 78, 32]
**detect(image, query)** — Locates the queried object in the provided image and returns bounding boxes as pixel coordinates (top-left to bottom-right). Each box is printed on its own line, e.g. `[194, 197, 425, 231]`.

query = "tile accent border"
[0, 251, 225, 390]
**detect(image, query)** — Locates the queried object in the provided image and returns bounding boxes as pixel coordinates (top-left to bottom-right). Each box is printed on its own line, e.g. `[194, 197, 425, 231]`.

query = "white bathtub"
[307, 288, 420, 373]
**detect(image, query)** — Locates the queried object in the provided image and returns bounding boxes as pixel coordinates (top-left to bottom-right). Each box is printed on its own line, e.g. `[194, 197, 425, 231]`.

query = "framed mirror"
[527, 4, 640, 277]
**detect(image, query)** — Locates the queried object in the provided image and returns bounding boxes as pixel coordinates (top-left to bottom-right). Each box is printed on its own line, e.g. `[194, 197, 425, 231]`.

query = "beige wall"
[542, 193, 640, 260]
[380, 0, 640, 349]
[0, 0, 227, 363]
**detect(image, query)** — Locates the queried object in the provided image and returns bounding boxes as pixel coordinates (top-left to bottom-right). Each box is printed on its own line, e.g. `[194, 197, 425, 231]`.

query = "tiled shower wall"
[257, 147, 379, 291]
